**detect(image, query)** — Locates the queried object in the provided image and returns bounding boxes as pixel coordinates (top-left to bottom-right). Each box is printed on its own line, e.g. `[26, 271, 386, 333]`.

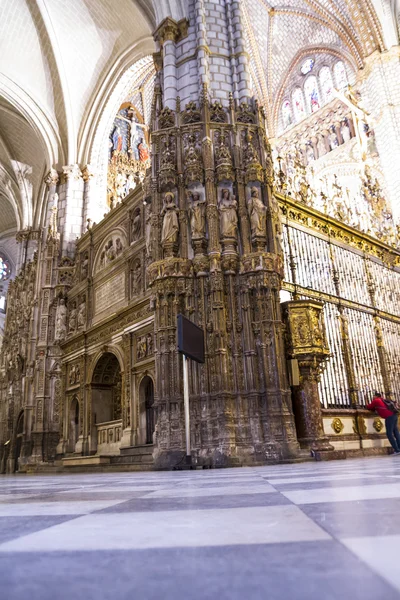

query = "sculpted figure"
[132, 260, 142, 294]
[68, 303, 77, 333]
[341, 119, 351, 143]
[219, 188, 238, 238]
[247, 187, 266, 237]
[145, 202, 152, 256]
[77, 298, 86, 329]
[55, 298, 67, 342]
[189, 191, 206, 239]
[115, 238, 123, 256]
[132, 209, 141, 242]
[161, 192, 179, 245]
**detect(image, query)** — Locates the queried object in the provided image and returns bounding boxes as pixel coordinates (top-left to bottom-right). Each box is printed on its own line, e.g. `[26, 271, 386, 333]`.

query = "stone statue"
[81, 253, 89, 279]
[329, 127, 339, 150]
[68, 303, 77, 333]
[219, 188, 238, 238]
[132, 209, 141, 242]
[161, 192, 179, 245]
[188, 191, 206, 239]
[54, 298, 67, 342]
[77, 298, 86, 329]
[115, 238, 123, 256]
[341, 119, 351, 143]
[317, 136, 327, 158]
[132, 260, 142, 294]
[145, 202, 152, 256]
[247, 187, 266, 237]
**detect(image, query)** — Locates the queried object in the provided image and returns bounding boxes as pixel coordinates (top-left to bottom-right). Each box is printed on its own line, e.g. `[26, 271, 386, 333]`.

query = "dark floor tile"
[0, 541, 398, 600]
[94, 492, 290, 513]
[302, 498, 400, 538]
[0, 516, 78, 544]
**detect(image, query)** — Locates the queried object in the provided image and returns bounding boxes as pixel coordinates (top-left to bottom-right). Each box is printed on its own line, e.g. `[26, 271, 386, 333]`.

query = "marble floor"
[1, 457, 400, 599]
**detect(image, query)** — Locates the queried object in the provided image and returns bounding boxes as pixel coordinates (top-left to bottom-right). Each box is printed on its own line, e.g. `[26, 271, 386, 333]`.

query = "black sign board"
[177, 314, 205, 363]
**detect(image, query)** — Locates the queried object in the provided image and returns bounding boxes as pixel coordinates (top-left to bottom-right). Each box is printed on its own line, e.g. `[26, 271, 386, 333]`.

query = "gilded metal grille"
[283, 218, 400, 409]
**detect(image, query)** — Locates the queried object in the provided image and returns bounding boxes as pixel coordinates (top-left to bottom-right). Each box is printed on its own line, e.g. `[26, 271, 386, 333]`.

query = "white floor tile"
[0, 505, 331, 552]
[281, 483, 400, 504]
[342, 535, 400, 592]
[0, 500, 125, 516]
[145, 484, 276, 498]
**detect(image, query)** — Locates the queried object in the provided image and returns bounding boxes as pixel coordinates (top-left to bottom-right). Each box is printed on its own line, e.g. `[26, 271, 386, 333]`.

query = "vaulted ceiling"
[0, 0, 395, 241]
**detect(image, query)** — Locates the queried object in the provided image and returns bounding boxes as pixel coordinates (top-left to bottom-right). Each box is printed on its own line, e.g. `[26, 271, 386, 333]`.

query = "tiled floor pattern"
[1, 457, 400, 598]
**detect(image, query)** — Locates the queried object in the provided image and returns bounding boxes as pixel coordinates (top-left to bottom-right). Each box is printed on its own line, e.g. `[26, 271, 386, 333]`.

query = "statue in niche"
[77, 298, 86, 329]
[54, 298, 67, 343]
[145, 202, 152, 256]
[100, 251, 105, 269]
[188, 191, 206, 239]
[146, 333, 153, 355]
[219, 188, 238, 239]
[105, 240, 115, 263]
[138, 138, 149, 162]
[317, 135, 327, 158]
[329, 127, 339, 150]
[68, 303, 77, 333]
[341, 119, 351, 143]
[81, 252, 89, 279]
[115, 238, 123, 257]
[132, 260, 142, 294]
[161, 192, 179, 245]
[131, 209, 141, 242]
[137, 336, 147, 360]
[306, 143, 315, 164]
[247, 187, 266, 237]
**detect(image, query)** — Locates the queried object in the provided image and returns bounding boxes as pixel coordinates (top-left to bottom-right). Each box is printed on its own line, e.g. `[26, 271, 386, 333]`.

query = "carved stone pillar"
[283, 300, 334, 454]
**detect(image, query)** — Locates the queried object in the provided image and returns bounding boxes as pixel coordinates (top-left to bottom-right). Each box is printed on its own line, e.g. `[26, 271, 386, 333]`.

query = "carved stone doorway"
[91, 352, 122, 454]
[139, 376, 154, 445]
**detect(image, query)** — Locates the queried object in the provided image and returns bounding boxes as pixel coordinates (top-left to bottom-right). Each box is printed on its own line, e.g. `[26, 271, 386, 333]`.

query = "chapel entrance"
[91, 352, 122, 454]
[139, 376, 154, 445]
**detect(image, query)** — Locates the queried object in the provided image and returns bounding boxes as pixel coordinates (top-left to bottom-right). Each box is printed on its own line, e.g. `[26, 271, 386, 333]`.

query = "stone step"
[119, 444, 154, 457]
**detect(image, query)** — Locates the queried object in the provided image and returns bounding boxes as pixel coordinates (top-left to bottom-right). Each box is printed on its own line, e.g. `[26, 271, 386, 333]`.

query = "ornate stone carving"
[158, 106, 175, 129]
[77, 297, 86, 329]
[188, 191, 206, 240]
[161, 192, 179, 255]
[243, 131, 263, 184]
[68, 302, 77, 334]
[215, 130, 234, 182]
[136, 333, 154, 361]
[131, 207, 141, 243]
[159, 135, 176, 189]
[247, 186, 267, 239]
[184, 132, 203, 185]
[181, 101, 201, 124]
[54, 298, 67, 343]
[219, 188, 238, 239]
[373, 417, 383, 432]
[210, 101, 227, 123]
[236, 101, 255, 124]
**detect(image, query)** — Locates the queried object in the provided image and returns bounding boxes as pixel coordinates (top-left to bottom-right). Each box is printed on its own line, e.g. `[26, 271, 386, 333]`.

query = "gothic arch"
[88, 346, 126, 383]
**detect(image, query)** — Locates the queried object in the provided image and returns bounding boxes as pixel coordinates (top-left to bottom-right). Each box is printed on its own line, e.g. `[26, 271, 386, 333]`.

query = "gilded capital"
[153, 17, 188, 45]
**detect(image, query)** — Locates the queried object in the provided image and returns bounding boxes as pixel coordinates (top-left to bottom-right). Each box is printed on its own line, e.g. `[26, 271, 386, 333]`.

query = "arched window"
[300, 58, 314, 75]
[319, 66, 334, 104]
[282, 100, 293, 130]
[334, 61, 348, 90]
[292, 88, 306, 122]
[304, 76, 320, 113]
[0, 256, 11, 282]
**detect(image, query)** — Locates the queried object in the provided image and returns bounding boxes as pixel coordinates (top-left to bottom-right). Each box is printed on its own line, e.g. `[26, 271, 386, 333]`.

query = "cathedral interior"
[2, 1, 400, 597]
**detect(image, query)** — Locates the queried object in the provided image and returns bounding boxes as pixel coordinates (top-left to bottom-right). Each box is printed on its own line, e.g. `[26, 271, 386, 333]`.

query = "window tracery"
[281, 59, 351, 132]
[304, 76, 321, 114]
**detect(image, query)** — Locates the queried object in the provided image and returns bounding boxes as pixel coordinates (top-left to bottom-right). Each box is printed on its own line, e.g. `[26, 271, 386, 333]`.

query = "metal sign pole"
[182, 354, 191, 464]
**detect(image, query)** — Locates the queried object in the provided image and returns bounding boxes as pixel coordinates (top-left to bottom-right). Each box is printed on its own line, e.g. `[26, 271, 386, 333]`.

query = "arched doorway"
[91, 352, 122, 454]
[14, 411, 24, 472]
[68, 396, 80, 453]
[139, 376, 154, 445]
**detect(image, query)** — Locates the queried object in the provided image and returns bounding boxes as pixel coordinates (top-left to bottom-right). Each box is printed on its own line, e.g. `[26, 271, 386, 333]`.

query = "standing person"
[366, 392, 400, 454]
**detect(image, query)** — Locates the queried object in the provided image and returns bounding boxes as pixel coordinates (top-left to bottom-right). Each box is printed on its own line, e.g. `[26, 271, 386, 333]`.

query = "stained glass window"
[292, 88, 306, 122]
[282, 100, 293, 130]
[300, 58, 315, 75]
[319, 66, 334, 104]
[0, 256, 10, 281]
[304, 76, 320, 113]
[334, 61, 348, 90]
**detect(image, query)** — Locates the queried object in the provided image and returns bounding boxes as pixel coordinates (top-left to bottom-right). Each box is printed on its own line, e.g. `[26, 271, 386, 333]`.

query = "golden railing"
[278, 193, 400, 408]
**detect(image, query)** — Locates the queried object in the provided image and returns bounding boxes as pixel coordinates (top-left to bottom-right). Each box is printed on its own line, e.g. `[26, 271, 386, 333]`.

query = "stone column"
[282, 300, 334, 455]
[59, 165, 84, 255]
